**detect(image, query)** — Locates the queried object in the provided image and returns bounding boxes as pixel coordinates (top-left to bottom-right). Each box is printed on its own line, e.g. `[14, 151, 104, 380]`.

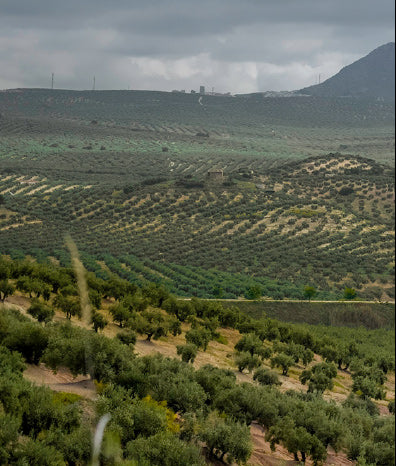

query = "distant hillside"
[299, 42, 395, 100]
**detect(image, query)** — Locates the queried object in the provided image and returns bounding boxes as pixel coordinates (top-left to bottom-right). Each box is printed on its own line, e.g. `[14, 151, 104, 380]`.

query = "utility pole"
[93, 76, 96, 91]
[51, 73, 54, 90]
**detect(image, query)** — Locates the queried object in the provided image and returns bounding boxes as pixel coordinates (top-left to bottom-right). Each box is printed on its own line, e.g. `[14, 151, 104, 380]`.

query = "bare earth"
[24, 364, 97, 400]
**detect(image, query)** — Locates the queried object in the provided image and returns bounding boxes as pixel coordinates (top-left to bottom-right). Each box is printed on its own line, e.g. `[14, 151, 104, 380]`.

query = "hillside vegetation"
[0, 89, 394, 301]
[0, 257, 394, 465]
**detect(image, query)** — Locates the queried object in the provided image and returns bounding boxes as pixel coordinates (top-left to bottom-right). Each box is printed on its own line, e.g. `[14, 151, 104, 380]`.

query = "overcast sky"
[0, 0, 394, 93]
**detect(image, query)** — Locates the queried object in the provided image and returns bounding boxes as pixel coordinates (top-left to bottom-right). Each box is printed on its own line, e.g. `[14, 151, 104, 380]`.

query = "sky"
[0, 0, 394, 94]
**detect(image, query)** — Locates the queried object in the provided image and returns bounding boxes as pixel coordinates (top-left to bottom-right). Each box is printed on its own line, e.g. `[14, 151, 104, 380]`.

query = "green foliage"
[169, 317, 182, 336]
[109, 303, 132, 328]
[304, 285, 317, 301]
[199, 412, 252, 464]
[126, 432, 205, 466]
[0, 413, 20, 464]
[270, 353, 294, 376]
[89, 288, 102, 309]
[266, 418, 327, 465]
[300, 362, 338, 393]
[235, 351, 261, 373]
[344, 287, 357, 300]
[117, 329, 137, 346]
[0, 258, 394, 465]
[28, 299, 55, 324]
[185, 327, 212, 351]
[53, 294, 81, 319]
[0, 279, 15, 302]
[253, 367, 281, 386]
[352, 376, 386, 400]
[194, 365, 236, 403]
[0, 340, 88, 465]
[388, 399, 395, 414]
[13, 439, 66, 466]
[177, 344, 198, 363]
[302, 348, 315, 366]
[2, 321, 48, 364]
[234, 333, 270, 358]
[132, 310, 171, 341]
[97, 389, 173, 446]
[42, 322, 133, 381]
[244, 285, 262, 300]
[91, 310, 108, 332]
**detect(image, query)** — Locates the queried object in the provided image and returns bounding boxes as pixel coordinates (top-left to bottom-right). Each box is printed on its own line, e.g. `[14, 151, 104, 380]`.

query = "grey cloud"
[0, 0, 394, 92]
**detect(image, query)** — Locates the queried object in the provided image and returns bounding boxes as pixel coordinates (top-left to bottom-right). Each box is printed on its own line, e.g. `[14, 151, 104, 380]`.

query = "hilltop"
[299, 42, 395, 100]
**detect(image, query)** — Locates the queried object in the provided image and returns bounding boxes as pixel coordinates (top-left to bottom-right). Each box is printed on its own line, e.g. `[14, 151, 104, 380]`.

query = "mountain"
[298, 42, 395, 100]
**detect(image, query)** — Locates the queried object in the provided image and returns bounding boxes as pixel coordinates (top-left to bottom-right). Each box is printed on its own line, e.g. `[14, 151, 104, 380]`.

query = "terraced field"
[0, 89, 394, 300]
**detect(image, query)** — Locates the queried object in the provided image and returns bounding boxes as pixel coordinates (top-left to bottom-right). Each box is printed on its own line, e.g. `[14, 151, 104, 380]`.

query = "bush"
[270, 353, 294, 376]
[235, 333, 269, 358]
[200, 412, 252, 464]
[91, 311, 108, 332]
[3, 322, 48, 364]
[28, 300, 55, 324]
[253, 367, 281, 386]
[126, 432, 205, 466]
[117, 329, 137, 346]
[185, 327, 211, 351]
[177, 344, 198, 363]
[235, 352, 261, 373]
[299, 362, 338, 394]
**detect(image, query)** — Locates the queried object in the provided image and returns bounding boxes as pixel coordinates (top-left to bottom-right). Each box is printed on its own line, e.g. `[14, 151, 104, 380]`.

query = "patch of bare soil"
[24, 363, 97, 400]
[2, 295, 32, 313]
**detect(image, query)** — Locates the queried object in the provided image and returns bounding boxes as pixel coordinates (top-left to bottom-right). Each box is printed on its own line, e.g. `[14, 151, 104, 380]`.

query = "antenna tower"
[51, 73, 54, 90]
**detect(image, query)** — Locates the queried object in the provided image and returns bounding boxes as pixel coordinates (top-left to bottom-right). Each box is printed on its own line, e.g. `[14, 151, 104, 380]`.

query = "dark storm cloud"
[0, 0, 394, 92]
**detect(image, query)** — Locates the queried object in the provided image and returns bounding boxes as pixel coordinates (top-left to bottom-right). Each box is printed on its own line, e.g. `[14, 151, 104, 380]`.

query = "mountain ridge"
[298, 42, 395, 100]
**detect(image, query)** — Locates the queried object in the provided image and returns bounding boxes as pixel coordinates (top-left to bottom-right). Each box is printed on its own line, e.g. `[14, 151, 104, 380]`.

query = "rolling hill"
[0, 87, 394, 301]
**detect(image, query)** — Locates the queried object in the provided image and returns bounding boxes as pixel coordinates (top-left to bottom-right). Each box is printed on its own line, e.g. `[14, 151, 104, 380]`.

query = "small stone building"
[207, 168, 224, 181]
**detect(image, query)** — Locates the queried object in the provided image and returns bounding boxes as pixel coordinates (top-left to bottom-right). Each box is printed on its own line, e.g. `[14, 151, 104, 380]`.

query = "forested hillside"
[0, 257, 394, 465]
